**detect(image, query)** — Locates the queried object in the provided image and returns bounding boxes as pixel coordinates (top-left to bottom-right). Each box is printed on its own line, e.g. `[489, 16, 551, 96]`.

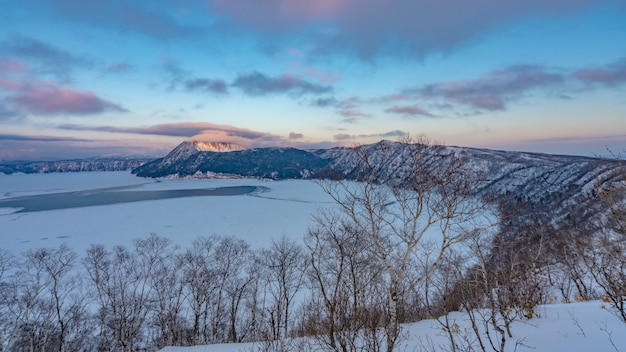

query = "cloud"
[0, 133, 92, 142]
[232, 71, 332, 96]
[115, 5, 201, 39]
[336, 97, 369, 121]
[0, 58, 28, 73]
[334, 133, 352, 141]
[288, 132, 304, 139]
[301, 68, 342, 84]
[310, 97, 338, 107]
[6, 86, 128, 115]
[409, 65, 565, 111]
[334, 130, 407, 141]
[209, 0, 600, 59]
[0, 133, 168, 160]
[184, 78, 229, 95]
[0, 104, 20, 119]
[105, 62, 134, 73]
[158, 57, 229, 95]
[385, 104, 435, 118]
[21, 0, 203, 40]
[339, 108, 369, 119]
[161, 56, 188, 78]
[368, 93, 411, 104]
[380, 130, 407, 138]
[572, 58, 626, 87]
[58, 122, 273, 141]
[56, 122, 340, 148]
[160, 59, 331, 98]
[0, 34, 92, 81]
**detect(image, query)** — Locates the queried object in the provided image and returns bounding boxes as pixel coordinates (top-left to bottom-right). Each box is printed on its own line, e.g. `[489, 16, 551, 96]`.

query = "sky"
[1, 0, 625, 160]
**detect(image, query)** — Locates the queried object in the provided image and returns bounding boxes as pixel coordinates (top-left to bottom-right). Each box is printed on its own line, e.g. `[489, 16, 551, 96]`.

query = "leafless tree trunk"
[180, 236, 219, 345]
[593, 158, 626, 322]
[261, 235, 306, 340]
[304, 210, 385, 352]
[84, 235, 163, 351]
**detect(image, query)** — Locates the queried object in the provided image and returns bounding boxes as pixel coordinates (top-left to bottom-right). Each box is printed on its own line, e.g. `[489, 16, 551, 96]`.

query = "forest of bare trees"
[1, 138, 624, 352]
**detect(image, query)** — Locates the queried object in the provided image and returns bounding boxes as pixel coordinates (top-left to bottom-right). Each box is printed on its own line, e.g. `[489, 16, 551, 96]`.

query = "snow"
[1, 171, 624, 352]
[398, 301, 626, 352]
[0, 172, 334, 253]
[154, 301, 626, 352]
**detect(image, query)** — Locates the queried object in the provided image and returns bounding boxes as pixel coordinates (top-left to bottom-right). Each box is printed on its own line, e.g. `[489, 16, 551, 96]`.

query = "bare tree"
[3, 248, 63, 351]
[319, 136, 487, 352]
[137, 235, 190, 349]
[180, 236, 220, 345]
[84, 236, 163, 351]
[40, 245, 88, 352]
[304, 210, 385, 352]
[180, 235, 257, 345]
[216, 236, 256, 343]
[0, 248, 16, 351]
[593, 157, 626, 322]
[260, 235, 306, 340]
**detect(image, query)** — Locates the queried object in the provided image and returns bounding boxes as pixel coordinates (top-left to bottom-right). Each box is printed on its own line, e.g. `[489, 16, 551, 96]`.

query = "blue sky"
[1, 0, 625, 160]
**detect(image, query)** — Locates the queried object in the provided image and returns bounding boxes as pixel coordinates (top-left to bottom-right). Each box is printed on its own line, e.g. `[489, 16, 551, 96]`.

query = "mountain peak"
[158, 141, 246, 166]
[189, 141, 246, 153]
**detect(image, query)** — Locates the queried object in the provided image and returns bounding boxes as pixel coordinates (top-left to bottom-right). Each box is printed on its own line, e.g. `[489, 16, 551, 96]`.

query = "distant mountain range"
[0, 157, 152, 175]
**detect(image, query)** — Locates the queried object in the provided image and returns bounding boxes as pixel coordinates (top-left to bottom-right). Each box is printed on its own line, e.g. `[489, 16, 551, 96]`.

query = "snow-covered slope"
[157, 300, 625, 352]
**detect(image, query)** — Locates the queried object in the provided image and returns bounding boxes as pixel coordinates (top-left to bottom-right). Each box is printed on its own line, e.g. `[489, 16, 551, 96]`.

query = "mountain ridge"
[132, 140, 624, 223]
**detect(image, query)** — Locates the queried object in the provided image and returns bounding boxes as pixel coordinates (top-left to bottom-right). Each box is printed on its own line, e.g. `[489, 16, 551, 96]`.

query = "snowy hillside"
[157, 301, 625, 352]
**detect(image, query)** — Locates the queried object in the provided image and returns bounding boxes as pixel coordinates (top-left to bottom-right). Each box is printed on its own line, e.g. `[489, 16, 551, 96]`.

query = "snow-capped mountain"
[160, 141, 246, 163]
[133, 140, 624, 221]
[134, 141, 327, 179]
[191, 141, 246, 153]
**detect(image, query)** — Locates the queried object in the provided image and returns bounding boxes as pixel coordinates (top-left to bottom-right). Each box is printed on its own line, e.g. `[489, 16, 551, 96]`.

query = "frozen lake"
[0, 172, 335, 253]
[0, 185, 258, 213]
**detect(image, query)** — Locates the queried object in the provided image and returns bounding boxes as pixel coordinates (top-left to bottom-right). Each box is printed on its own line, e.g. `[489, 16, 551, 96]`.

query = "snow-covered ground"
[0, 171, 334, 253]
[1, 172, 624, 351]
[157, 300, 626, 352]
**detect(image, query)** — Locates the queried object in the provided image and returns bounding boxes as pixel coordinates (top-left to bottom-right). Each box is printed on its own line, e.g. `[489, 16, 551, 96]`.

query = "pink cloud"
[334, 133, 353, 140]
[105, 61, 134, 73]
[7, 86, 128, 115]
[0, 58, 28, 73]
[211, 0, 345, 29]
[58, 122, 288, 148]
[301, 68, 342, 83]
[368, 93, 411, 104]
[339, 108, 369, 119]
[0, 79, 23, 90]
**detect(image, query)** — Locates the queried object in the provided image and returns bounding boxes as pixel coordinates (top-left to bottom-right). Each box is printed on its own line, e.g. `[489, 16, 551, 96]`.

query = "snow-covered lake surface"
[0, 171, 334, 253]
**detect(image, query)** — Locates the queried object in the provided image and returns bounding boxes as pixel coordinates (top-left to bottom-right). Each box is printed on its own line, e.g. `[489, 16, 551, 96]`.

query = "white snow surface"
[1, 172, 624, 352]
[156, 300, 626, 352]
[0, 171, 334, 253]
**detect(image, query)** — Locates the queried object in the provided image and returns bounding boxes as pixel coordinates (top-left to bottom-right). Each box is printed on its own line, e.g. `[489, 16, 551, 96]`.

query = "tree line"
[1, 137, 624, 352]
